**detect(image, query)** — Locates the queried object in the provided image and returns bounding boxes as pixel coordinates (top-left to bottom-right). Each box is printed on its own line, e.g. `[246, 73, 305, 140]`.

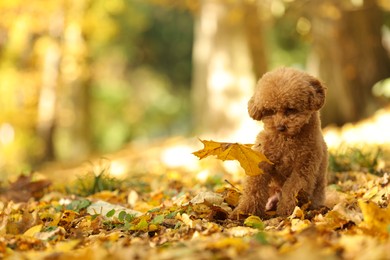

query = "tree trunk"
[191, 0, 267, 141]
[55, 2, 91, 162]
[37, 43, 60, 161]
[242, 1, 268, 79]
[309, 0, 390, 126]
[36, 11, 64, 162]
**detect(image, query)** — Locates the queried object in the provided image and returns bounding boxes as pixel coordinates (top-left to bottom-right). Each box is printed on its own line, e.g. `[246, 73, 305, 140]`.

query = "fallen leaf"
[3, 138, 390, 259]
[217, 187, 241, 207]
[50, 239, 80, 252]
[289, 206, 305, 220]
[23, 225, 43, 237]
[316, 210, 350, 231]
[66, 199, 91, 212]
[225, 226, 259, 237]
[151, 214, 165, 225]
[35, 226, 66, 242]
[131, 216, 150, 232]
[1, 173, 51, 202]
[362, 186, 379, 200]
[244, 216, 264, 230]
[87, 200, 142, 218]
[290, 219, 311, 232]
[206, 237, 249, 253]
[193, 140, 272, 176]
[190, 191, 224, 205]
[358, 200, 390, 234]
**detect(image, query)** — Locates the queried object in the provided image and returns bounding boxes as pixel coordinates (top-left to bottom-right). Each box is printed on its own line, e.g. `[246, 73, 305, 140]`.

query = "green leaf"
[124, 221, 132, 230]
[125, 214, 135, 222]
[174, 222, 181, 229]
[42, 226, 58, 232]
[134, 218, 149, 231]
[106, 209, 116, 218]
[166, 211, 177, 219]
[254, 232, 268, 244]
[66, 199, 92, 212]
[148, 207, 161, 213]
[118, 210, 127, 221]
[151, 214, 165, 225]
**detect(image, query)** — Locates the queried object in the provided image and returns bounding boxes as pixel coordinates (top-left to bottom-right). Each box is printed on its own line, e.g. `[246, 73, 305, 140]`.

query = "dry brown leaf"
[190, 191, 224, 205]
[1, 173, 51, 202]
[216, 187, 241, 207]
[193, 139, 272, 176]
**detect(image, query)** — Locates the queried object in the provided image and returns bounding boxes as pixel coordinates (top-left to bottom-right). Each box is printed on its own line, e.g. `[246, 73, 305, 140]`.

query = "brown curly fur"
[231, 67, 328, 219]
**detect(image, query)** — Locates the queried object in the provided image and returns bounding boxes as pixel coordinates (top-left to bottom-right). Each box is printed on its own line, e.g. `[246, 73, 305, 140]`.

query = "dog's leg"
[310, 157, 327, 209]
[276, 170, 316, 216]
[311, 178, 325, 209]
[230, 174, 271, 219]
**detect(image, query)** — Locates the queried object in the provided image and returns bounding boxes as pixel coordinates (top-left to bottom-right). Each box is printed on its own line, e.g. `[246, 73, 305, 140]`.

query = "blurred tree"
[89, 1, 194, 151]
[0, 1, 65, 172]
[0, 1, 92, 164]
[2, 0, 389, 177]
[192, 0, 267, 139]
[44, 1, 91, 162]
[0, 0, 195, 175]
[308, 0, 390, 125]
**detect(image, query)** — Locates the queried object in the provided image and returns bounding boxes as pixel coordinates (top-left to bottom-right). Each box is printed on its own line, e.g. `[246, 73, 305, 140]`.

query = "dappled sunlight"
[155, 107, 390, 180]
[39, 107, 390, 183]
[324, 107, 390, 150]
[109, 160, 127, 178]
[195, 116, 260, 145]
[0, 123, 15, 145]
[228, 120, 263, 144]
[160, 144, 200, 171]
[196, 169, 211, 182]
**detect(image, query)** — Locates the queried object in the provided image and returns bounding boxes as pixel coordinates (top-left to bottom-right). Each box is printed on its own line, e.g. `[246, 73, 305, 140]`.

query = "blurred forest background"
[1, 0, 390, 177]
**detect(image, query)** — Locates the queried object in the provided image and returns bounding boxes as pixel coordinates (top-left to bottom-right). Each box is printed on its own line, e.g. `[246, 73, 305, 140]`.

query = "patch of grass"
[205, 173, 225, 190]
[328, 146, 383, 174]
[66, 160, 123, 196]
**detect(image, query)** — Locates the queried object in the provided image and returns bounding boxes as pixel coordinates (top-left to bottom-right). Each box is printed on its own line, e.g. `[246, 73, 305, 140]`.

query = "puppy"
[231, 67, 328, 218]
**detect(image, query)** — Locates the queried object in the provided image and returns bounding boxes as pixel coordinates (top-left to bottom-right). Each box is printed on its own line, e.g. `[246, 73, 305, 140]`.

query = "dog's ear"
[248, 96, 263, 120]
[309, 78, 326, 111]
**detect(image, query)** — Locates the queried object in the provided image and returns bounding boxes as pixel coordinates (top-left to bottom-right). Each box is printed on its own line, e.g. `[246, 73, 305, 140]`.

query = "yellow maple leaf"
[193, 139, 272, 176]
[358, 200, 390, 233]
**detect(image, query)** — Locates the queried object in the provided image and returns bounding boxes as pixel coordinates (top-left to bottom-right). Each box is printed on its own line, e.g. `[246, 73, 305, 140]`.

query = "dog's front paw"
[230, 201, 265, 220]
[229, 207, 249, 220]
[276, 200, 296, 217]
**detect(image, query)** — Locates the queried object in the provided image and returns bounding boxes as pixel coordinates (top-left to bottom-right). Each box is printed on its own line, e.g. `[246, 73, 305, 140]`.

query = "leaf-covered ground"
[1, 134, 390, 259]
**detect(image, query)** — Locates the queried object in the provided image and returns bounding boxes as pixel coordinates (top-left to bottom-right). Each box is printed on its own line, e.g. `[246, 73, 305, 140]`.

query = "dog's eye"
[285, 108, 298, 116]
[262, 109, 275, 117]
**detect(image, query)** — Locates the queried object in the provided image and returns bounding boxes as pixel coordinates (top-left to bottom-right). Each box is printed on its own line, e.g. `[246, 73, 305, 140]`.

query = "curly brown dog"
[231, 67, 328, 218]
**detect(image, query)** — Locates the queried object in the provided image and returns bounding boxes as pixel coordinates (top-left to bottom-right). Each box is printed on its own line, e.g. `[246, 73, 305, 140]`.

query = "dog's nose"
[277, 125, 286, 132]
